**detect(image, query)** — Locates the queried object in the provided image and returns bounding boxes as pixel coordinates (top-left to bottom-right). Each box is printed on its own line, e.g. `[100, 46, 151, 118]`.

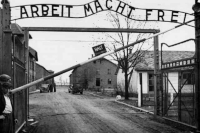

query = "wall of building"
[117, 69, 138, 94]
[116, 69, 125, 92]
[141, 72, 148, 94]
[165, 72, 194, 93]
[117, 69, 150, 96]
[168, 72, 179, 93]
[129, 70, 138, 93]
[28, 57, 36, 92]
[35, 63, 54, 90]
[71, 58, 117, 93]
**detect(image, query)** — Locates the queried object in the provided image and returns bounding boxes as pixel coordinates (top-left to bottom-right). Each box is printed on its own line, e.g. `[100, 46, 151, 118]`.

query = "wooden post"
[138, 84, 141, 107]
[193, 1, 200, 132]
[0, 0, 13, 132]
[194, 8, 200, 133]
[138, 73, 143, 107]
[24, 28, 29, 126]
[154, 36, 160, 116]
[0, 0, 12, 76]
[0, 8, 2, 74]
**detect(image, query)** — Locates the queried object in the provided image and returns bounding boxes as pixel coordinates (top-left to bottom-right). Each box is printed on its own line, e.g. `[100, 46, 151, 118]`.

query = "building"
[35, 63, 55, 90]
[70, 58, 117, 94]
[116, 51, 195, 97]
[11, 23, 37, 92]
[29, 47, 38, 82]
[28, 47, 38, 92]
[11, 23, 55, 92]
[116, 50, 196, 125]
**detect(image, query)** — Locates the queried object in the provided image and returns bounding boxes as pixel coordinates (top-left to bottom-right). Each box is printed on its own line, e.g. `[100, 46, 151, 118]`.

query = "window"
[108, 79, 112, 84]
[96, 70, 100, 75]
[182, 73, 193, 85]
[149, 74, 154, 92]
[93, 61, 96, 64]
[96, 78, 100, 86]
[108, 69, 111, 74]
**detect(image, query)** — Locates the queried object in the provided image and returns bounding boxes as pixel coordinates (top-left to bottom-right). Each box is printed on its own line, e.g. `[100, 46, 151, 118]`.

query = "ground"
[24, 86, 191, 133]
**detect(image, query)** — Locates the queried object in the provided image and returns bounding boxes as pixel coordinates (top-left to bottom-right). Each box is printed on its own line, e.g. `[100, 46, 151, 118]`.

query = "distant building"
[35, 63, 54, 90]
[28, 47, 38, 92]
[70, 58, 117, 94]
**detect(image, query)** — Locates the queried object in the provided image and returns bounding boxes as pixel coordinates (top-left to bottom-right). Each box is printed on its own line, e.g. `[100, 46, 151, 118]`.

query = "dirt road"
[29, 86, 184, 133]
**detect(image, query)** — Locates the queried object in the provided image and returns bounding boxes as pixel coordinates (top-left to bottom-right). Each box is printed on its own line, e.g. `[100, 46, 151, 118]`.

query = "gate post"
[0, 0, 13, 132]
[24, 28, 29, 126]
[0, 0, 12, 76]
[154, 35, 161, 116]
[0, 7, 2, 73]
[193, 2, 200, 132]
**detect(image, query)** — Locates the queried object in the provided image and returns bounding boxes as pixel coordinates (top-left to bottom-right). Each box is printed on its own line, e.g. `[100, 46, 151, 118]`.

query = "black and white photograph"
[0, 0, 198, 132]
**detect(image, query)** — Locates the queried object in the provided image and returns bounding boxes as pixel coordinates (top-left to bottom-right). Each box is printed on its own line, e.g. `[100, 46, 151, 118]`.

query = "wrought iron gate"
[162, 70, 196, 125]
[161, 39, 197, 127]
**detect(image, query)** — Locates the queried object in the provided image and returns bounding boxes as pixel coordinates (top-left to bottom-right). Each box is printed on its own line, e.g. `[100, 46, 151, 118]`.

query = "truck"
[68, 83, 83, 94]
[40, 84, 49, 93]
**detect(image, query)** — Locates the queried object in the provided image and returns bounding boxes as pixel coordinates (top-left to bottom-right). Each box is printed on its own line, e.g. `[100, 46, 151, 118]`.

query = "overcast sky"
[8, 0, 196, 83]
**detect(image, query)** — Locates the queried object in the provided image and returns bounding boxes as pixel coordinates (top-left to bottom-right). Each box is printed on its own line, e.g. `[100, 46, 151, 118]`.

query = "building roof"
[115, 50, 195, 74]
[36, 63, 54, 73]
[48, 70, 54, 73]
[11, 23, 32, 39]
[29, 47, 38, 61]
[135, 51, 195, 71]
[101, 58, 117, 67]
[70, 57, 117, 75]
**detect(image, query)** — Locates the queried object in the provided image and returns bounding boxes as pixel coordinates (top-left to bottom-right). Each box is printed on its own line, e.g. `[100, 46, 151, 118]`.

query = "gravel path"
[28, 86, 185, 133]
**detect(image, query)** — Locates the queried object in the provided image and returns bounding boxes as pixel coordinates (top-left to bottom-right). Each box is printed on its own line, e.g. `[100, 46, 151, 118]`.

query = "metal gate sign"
[92, 44, 107, 56]
[11, 0, 194, 26]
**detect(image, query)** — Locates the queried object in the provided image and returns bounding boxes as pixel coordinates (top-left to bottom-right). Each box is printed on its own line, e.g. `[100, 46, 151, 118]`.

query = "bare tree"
[105, 11, 154, 100]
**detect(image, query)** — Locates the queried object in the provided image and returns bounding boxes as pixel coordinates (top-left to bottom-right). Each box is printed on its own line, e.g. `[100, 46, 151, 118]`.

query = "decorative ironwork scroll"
[11, 0, 194, 26]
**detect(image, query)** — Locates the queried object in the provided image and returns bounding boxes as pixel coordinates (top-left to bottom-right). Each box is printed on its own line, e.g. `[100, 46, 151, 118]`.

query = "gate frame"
[160, 39, 197, 131]
[0, 1, 160, 133]
[22, 26, 160, 114]
[2, 0, 200, 132]
[193, 2, 200, 132]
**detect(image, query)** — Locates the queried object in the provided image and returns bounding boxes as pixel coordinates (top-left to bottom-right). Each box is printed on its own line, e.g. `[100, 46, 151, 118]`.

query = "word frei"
[11, 0, 194, 25]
